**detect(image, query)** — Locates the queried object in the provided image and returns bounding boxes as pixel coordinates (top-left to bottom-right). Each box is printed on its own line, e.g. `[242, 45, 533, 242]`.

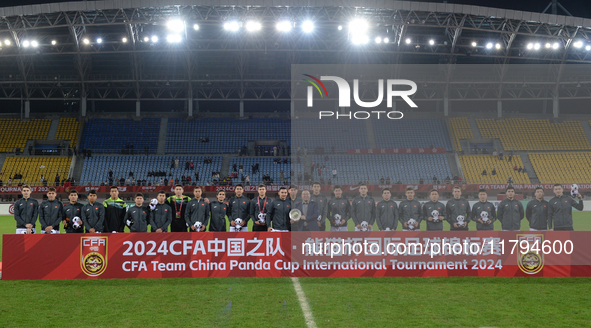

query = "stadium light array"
[4, 39, 10, 46]
[193, 24, 199, 31]
[96, 38, 103, 44]
[83, 38, 90, 45]
[349, 19, 368, 33]
[405, 38, 411, 44]
[223, 21, 240, 32]
[351, 34, 369, 45]
[166, 34, 182, 43]
[51, 40, 57, 45]
[587, 45, 591, 51]
[31, 40, 38, 47]
[471, 41, 477, 47]
[429, 39, 435, 45]
[375, 36, 382, 44]
[553, 42, 560, 49]
[383, 37, 389, 43]
[301, 20, 314, 33]
[143, 37, 149, 42]
[338, 25, 343, 30]
[22, 40, 30, 48]
[166, 19, 185, 33]
[495, 43, 501, 49]
[486, 42, 493, 49]
[573, 40, 583, 48]
[527, 43, 533, 50]
[122, 37, 128, 43]
[245, 21, 262, 32]
[151, 36, 159, 43]
[276, 21, 292, 32]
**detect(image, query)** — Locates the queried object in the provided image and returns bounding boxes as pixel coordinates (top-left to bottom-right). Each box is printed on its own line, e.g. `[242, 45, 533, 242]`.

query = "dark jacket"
[548, 195, 584, 230]
[422, 201, 446, 231]
[103, 197, 128, 233]
[63, 202, 85, 233]
[310, 193, 328, 228]
[81, 202, 105, 232]
[39, 199, 64, 231]
[327, 197, 350, 227]
[399, 199, 422, 230]
[376, 200, 398, 231]
[14, 197, 39, 229]
[497, 198, 524, 231]
[125, 205, 149, 232]
[166, 195, 191, 224]
[209, 200, 228, 232]
[149, 203, 172, 232]
[471, 201, 497, 231]
[266, 198, 292, 231]
[227, 195, 251, 224]
[446, 198, 471, 231]
[293, 200, 320, 231]
[250, 196, 271, 230]
[185, 198, 210, 230]
[351, 195, 376, 226]
[525, 199, 549, 230]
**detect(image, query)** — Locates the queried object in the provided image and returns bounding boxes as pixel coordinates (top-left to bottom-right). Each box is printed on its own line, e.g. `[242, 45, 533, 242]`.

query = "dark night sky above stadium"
[1, 0, 590, 18]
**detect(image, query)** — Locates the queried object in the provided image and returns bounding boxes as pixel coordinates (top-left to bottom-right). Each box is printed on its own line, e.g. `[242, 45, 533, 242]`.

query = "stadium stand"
[291, 118, 368, 152]
[372, 118, 454, 150]
[529, 152, 591, 184]
[0, 156, 72, 186]
[228, 157, 292, 185]
[0, 119, 51, 152]
[449, 117, 474, 151]
[166, 117, 290, 153]
[459, 155, 530, 184]
[79, 118, 160, 153]
[309, 154, 452, 185]
[476, 118, 591, 151]
[79, 155, 222, 186]
[55, 118, 81, 147]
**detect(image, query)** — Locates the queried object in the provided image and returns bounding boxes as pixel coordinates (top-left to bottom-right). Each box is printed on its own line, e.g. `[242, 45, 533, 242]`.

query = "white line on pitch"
[291, 277, 318, 328]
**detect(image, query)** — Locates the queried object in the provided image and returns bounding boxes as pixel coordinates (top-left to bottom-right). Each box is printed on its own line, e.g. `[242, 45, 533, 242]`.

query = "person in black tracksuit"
[526, 187, 549, 231]
[327, 186, 350, 231]
[446, 186, 471, 231]
[167, 185, 192, 232]
[266, 187, 291, 231]
[421, 189, 446, 231]
[81, 190, 104, 233]
[103, 187, 128, 233]
[125, 194, 149, 233]
[311, 182, 328, 231]
[251, 184, 271, 232]
[14, 185, 38, 233]
[471, 189, 497, 231]
[376, 188, 398, 231]
[39, 188, 63, 233]
[548, 184, 584, 231]
[351, 184, 376, 231]
[209, 191, 228, 232]
[227, 184, 251, 231]
[399, 188, 422, 231]
[497, 187, 524, 231]
[185, 187, 209, 232]
[149, 191, 173, 232]
[63, 190, 85, 233]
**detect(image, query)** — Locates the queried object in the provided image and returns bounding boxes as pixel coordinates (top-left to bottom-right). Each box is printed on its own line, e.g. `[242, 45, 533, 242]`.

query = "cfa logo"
[81, 236, 108, 277]
[303, 74, 417, 119]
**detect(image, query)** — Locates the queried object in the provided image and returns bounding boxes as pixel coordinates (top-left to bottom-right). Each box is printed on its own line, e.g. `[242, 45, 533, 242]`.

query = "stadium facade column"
[136, 100, 140, 117]
[497, 100, 503, 118]
[443, 94, 449, 116]
[80, 97, 87, 117]
[24, 100, 30, 119]
[553, 95, 559, 118]
[290, 100, 295, 119]
[240, 100, 244, 117]
[188, 99, 193, 117]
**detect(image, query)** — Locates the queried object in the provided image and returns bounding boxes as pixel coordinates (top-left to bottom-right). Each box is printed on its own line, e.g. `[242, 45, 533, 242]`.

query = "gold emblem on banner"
[81, 236, 108, 276]
[517, 234, 544, 275]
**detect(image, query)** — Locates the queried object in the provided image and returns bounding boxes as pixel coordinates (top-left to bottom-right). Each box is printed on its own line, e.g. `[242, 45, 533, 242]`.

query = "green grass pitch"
[1, 214, 591, 327]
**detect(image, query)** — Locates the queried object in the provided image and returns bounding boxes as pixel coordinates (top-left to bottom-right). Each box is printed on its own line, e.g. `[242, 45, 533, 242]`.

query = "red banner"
[2, 232, 591, 280]
[347, 148, 447, 154]
[0, 183, 587, 195]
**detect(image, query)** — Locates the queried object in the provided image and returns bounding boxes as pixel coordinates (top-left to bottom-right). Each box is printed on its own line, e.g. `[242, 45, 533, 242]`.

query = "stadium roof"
[0, 0, 590, 102]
